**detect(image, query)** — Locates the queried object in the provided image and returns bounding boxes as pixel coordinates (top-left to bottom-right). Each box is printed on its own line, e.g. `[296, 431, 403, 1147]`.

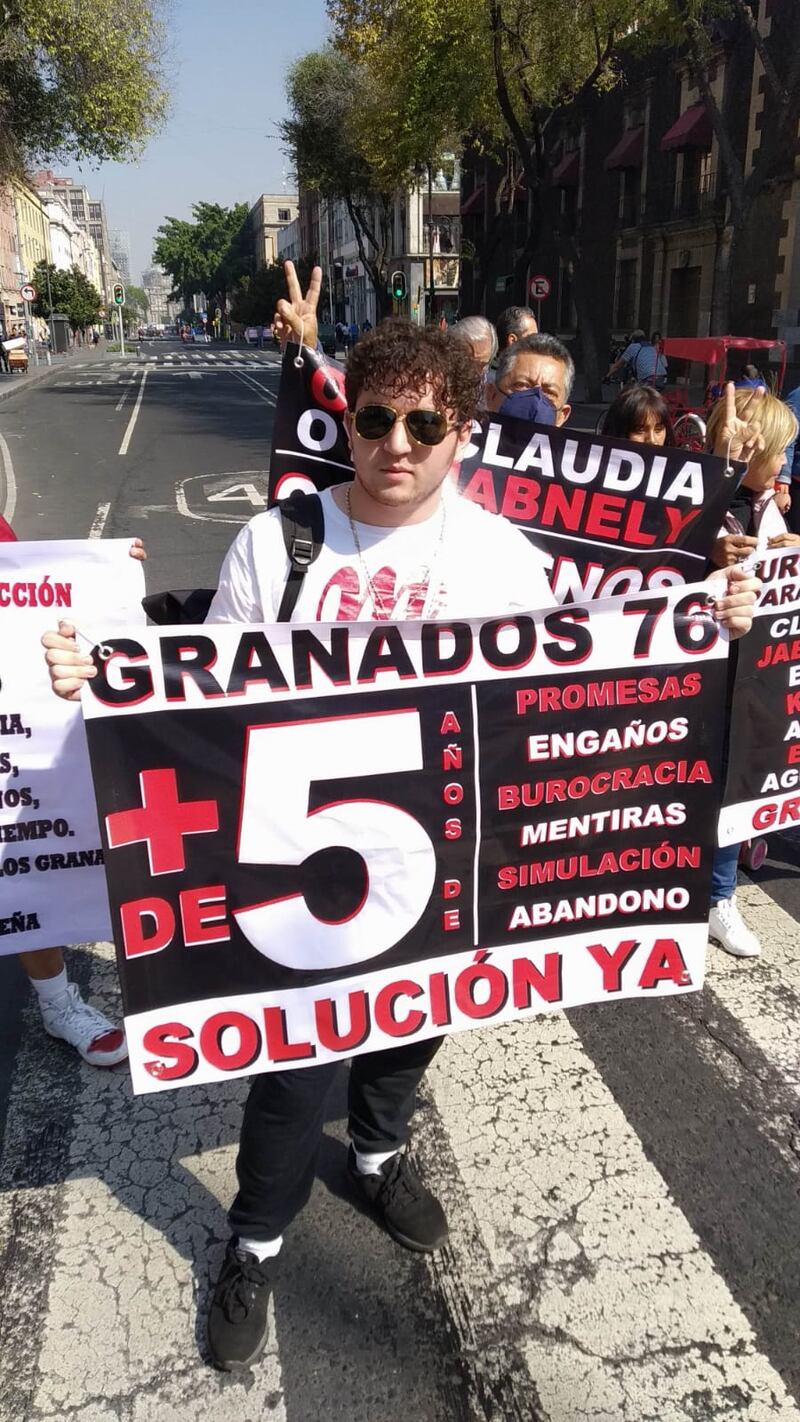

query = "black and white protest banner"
[0, 541, 145, 952]
[719, 549, 800, 845]
[82, 584, 728, 1094]
[267, 345, 742, 602]
[268, 344, 351, 502]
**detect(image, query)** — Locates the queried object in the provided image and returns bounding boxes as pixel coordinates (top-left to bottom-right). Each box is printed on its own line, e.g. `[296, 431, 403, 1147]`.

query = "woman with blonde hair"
[706, 385, 800, 569]
[705, 385, 800, 957]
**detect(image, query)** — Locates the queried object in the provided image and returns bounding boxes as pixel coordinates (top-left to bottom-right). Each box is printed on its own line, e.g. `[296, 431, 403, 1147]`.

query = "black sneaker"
[206, 1238, 274, 1372]
[347, 1145, 449, 1252]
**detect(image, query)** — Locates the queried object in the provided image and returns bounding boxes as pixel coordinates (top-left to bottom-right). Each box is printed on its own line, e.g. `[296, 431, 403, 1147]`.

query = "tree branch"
[730, 0, 786, 105]
[488, 0, 537, 183]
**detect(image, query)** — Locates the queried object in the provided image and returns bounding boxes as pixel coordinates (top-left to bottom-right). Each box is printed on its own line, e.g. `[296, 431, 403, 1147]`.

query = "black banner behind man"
[267, 345, 744, 602]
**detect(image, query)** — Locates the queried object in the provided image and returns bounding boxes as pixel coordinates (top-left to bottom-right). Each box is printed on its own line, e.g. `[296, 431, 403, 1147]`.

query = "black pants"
[229, 1036, 443, 1240]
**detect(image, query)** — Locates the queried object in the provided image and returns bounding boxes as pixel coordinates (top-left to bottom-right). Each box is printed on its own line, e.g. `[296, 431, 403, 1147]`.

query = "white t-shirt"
[209, 484, 555, 624]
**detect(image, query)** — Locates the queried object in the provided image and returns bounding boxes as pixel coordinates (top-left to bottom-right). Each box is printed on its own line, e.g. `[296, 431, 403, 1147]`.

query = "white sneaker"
[39, 982, 128, 1066]
[708, 896, 761, 958]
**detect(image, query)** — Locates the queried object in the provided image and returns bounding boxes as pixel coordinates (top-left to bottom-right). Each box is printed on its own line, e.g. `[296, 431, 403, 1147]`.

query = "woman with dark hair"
[601, 383, 675, 445]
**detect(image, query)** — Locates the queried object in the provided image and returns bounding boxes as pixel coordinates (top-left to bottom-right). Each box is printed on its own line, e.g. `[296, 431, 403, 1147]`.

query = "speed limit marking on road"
[528, 274, 551, 301]
[176, 470, 270, 523]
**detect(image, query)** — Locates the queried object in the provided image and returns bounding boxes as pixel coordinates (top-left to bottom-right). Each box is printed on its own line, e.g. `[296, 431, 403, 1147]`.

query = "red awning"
[552, 152, 579, 187]
[660, 103, 712, 152]
[460, 184, 485, 216]
[604, 126, 644, 170]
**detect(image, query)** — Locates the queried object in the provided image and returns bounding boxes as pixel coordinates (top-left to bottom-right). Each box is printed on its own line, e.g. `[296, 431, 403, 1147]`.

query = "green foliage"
[153, 201, 251, 311]
[282, 49, 383, 199]
[230, 259, 331, 327]
[31, 260, 102, 330]
[0, 0, 168, 177]
[229, 265, 286, 326]
[121, 284, 148, 321]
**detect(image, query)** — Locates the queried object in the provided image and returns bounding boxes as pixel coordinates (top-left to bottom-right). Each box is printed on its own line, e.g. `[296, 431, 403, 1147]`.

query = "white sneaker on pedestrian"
[39, 982, 128, 1066]
[708, 896, 761, 958]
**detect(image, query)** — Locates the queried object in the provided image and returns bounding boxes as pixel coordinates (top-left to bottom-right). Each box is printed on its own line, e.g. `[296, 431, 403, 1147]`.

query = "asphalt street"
[1, 341, 799, 1422]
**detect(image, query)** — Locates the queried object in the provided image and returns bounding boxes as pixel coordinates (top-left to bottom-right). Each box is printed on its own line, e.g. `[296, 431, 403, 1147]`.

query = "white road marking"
[175, 469, 270, 523]
[88, 501, 111, 538]
[232, 368, 277, 404]
[114, 376, 137, 412]
[118, 369, 148, 456]
[0, 430, 18, 523]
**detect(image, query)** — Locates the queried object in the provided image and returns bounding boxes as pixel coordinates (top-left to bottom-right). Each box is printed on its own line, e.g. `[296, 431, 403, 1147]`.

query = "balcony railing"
[638, 170, 724, 225]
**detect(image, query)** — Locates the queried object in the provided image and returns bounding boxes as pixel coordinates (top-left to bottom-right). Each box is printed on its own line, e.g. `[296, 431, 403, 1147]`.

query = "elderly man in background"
[451, 315, 498, 371]
[451, 316, 498, 412]
[486, 331, 573, 427]
[496, 305, 538, 350]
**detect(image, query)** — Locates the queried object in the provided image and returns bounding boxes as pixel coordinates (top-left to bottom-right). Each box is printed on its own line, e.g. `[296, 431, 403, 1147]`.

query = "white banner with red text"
[0, 541, 145, 953]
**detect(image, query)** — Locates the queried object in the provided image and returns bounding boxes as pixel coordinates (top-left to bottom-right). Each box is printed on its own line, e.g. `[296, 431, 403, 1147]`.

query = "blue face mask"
[499, 386, 557, 426]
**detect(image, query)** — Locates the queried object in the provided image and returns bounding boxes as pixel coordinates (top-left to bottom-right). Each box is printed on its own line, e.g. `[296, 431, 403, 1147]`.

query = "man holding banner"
[44, 263, 759, 1374]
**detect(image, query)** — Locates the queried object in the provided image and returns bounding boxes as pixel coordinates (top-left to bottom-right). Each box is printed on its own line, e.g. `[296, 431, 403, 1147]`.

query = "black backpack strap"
[276, 491, 325, 622]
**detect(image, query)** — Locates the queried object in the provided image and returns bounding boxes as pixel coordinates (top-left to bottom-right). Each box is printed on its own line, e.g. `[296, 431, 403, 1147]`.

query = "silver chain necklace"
[344, 485, 448, 618]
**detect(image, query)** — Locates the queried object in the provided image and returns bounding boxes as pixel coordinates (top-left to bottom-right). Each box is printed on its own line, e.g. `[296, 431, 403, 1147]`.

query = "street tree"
[330, 0, 655, 391]
[331, 0, 800, 369]
[30, 261, 102, 332]
[0, 0, 168, 177]
[229, 264, 286, 327]
[281, 48, 396, 318]
[153, 202, 251, 316]
[121, 284, 148, 329]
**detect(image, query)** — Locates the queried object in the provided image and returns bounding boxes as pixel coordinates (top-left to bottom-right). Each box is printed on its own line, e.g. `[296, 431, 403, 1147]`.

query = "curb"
[0, 348, 138, 405]
[0, 365, 58, 404]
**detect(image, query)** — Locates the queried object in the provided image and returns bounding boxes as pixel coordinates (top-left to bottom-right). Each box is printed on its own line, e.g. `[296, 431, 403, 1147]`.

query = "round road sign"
[19, 283, 37, 303]
[529, 274, 551, 301]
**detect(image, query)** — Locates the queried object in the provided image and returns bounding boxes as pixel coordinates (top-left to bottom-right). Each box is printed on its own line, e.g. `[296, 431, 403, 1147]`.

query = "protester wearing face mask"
[486, 333, 573, 426]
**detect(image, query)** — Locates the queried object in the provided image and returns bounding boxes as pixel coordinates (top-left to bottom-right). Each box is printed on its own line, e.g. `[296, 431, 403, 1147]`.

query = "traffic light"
[391, 270, 407, 301]
[112, 282, 125, 306]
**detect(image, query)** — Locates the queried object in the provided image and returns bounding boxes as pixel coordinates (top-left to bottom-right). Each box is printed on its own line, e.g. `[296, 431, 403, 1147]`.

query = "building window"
[278, 208, 291, 222]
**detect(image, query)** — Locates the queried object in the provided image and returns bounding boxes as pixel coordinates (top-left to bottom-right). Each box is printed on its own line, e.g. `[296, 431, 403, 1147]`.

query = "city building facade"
[11, 178, 49, 284]
[32, 172, 116, 304]
[459, 0, 800, 383]
[0, 183, 21, 330]
[296, 159, 462, 330]
[110, 230, 131, 286]
[248, 193, 299, 270]
[141, 267, 178, 327]
[276, 218, 299, 265]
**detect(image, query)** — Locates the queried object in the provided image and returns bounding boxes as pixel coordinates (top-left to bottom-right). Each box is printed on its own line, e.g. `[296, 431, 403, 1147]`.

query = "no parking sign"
[528, 274, 551, 302]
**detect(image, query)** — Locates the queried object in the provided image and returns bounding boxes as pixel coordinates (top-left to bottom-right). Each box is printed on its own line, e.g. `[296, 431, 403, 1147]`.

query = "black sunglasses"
[353, 404, 451, 447]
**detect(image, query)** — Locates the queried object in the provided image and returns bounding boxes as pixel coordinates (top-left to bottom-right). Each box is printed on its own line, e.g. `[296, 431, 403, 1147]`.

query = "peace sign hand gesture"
[712, 381, 766, 466]
[272, 260, 322, 352]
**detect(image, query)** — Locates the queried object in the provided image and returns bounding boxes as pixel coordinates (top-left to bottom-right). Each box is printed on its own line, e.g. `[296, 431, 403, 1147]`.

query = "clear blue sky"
[75, 0, 330, 284]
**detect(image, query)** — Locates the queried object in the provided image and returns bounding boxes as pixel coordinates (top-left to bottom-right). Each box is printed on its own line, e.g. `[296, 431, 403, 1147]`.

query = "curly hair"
[345, 319, 481, 426]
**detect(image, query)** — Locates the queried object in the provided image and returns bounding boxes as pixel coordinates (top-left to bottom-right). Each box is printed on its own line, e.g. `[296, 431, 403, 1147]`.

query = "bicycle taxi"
[659, 334, 787, 449]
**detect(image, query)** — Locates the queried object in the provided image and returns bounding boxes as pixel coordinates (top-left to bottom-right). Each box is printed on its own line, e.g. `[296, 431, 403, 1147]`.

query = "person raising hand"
[271, 261, 322, 351]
